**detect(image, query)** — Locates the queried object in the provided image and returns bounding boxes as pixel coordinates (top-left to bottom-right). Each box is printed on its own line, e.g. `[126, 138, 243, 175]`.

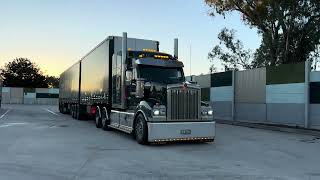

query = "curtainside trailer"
[59, 32, 215, 144]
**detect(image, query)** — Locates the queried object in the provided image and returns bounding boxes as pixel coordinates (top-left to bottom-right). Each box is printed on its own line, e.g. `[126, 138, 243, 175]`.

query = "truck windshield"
[137, 65, 184, 84]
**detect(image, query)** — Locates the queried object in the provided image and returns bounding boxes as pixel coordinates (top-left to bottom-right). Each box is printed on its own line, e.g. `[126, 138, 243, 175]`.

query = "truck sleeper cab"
[59, 32, 215, 144]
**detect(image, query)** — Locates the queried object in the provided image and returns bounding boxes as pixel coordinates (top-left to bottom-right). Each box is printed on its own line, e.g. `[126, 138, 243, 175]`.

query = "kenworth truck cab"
[59, 32, 215, 144]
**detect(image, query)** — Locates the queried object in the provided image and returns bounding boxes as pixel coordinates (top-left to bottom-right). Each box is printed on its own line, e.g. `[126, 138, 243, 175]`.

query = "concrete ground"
[0, 104, 320, 180]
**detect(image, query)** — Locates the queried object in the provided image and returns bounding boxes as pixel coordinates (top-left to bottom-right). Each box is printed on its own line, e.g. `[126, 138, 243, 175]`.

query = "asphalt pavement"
[0, 104, 320, 180]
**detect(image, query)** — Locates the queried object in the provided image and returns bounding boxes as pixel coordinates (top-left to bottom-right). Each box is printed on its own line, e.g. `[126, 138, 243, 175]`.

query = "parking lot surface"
[0, 104, 320, 180]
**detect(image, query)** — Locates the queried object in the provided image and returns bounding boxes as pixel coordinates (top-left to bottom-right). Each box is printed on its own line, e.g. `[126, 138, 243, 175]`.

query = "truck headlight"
[152, 105, 166, 117]
[201, 106, 213, 117]
[153, 109, 160, 116]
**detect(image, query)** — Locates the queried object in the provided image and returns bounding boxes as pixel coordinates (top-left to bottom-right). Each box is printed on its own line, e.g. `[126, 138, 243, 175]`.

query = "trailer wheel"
[73, 105, 77, 119]
[75, 105, 80, 120]
[134, 114, 148, 145]
[95, 107, 102, 128]
[71, 105, 75, 118]
[102, 107, 112, 131]
[62, 104, 67, 114]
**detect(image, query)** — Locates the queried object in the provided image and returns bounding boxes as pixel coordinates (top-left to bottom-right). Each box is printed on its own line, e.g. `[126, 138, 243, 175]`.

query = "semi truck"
[59, 32, 215, 144]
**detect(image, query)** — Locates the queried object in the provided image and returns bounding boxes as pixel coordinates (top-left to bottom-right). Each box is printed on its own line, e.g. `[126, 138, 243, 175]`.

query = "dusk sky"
[0, 0, 260, 77]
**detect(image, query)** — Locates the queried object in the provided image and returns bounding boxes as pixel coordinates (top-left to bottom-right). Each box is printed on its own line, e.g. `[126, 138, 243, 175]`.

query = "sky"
[0, 0, 260, 77]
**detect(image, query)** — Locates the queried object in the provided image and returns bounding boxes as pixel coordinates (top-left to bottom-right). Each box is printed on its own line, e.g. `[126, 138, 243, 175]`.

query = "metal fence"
[188, 62, 320, 130]
[1, 87, 59, 105]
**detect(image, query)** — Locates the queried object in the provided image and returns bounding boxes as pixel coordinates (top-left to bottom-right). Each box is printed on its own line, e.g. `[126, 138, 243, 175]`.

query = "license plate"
[180, 129, 191, 135]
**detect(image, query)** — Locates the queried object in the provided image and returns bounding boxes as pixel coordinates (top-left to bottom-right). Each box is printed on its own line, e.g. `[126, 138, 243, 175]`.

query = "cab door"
[110, 53, 122, 127]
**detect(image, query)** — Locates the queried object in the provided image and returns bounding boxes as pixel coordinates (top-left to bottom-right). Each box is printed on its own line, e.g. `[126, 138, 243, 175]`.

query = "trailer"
[59, 32, 215, 144]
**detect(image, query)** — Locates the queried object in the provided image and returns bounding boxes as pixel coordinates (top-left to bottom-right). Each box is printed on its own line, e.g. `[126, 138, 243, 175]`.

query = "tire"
[134, 114, 148, 145]
[71, 105, 75, 118]
[95, 107, 102, 128]
[73, 105, 76, 119]
[101, 107, 112, 131]
[62, 105, 67, 114]
[75, 105, 80, 120]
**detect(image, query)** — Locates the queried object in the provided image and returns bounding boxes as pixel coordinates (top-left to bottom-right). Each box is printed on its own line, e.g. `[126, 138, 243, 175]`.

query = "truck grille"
[167, 87, 201, 120]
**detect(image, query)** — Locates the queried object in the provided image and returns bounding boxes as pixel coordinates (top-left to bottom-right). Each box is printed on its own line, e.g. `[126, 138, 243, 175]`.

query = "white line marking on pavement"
[43, 108, 60, 116]
[0, 110, 11, 119]
[0, 122, 28, 128]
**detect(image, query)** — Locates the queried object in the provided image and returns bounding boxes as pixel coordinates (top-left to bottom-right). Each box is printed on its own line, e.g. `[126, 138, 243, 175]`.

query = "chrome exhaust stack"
[174, 38, 178, 59]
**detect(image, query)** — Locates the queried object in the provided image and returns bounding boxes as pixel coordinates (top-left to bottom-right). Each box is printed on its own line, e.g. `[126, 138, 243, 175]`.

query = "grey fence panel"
[36, 88, 50, 93]
[1, 87, 59, 105]
[235, 103, 266, 122]
[266, 83, 305, 103]
[10, 87, 23, 98]
[2, 92, 10, 104]
[36, 98, 58, 105]
[235, 68, 266, 103]
[210, 86, 233, 102]
[310, 71, 320, 82]
[310, 104, 320, 130]
[211, 101, 233, 120]
[10, 98, 23, 104]
[194, 74, 211, 88]
[24, 98, 36, 105]
[267, 103, 305, 126]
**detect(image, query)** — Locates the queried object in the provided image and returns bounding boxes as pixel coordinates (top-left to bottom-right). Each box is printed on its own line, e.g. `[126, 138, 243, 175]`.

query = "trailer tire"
[71, 105, 75, 118]
[75, 105, 80, 120]
[62, 105, 67, 114]
[95, 107, 102, 128]
[72, 105, 77, 119]
[134, 114, 148, 145]
[101, 107, 112, 131]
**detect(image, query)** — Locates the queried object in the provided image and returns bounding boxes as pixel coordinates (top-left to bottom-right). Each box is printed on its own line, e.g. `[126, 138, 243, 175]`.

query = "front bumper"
[147, 121, 215, 142]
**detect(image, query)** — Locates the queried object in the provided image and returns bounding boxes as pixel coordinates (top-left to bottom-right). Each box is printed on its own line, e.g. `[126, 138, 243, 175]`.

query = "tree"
[205, 0, 320, 66]
[208, 28, 253, 70]
[46, 76, 59, 88]
[0, 58, 48, 88]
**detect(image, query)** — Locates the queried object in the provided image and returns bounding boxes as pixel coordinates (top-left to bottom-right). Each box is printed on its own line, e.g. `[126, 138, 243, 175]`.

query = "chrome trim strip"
[108, 123, 132, 134]
[111, 110, 134, 115]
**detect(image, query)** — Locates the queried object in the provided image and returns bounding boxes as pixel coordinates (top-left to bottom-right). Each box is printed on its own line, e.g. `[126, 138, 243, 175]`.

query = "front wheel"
[134, 114, 148, 145]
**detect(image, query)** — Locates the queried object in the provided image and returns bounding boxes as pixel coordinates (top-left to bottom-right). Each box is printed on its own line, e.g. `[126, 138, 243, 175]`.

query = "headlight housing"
[152, 105, 166, 117]
[201, 106, 213, 117]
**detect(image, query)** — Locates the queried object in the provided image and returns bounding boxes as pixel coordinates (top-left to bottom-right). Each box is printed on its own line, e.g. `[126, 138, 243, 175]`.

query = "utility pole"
[189, 44, 192, 77]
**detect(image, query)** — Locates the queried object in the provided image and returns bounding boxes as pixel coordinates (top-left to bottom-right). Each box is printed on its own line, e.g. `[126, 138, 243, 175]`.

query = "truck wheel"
[95, 107, 102, 128]
[134, 114, 148, 145]
[62, 105, 67, 114]
[75, 105, 80, 120]
[71, 105, 75, 118]
[72, 105, 76, 119]
[101, 107, 112, 131]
